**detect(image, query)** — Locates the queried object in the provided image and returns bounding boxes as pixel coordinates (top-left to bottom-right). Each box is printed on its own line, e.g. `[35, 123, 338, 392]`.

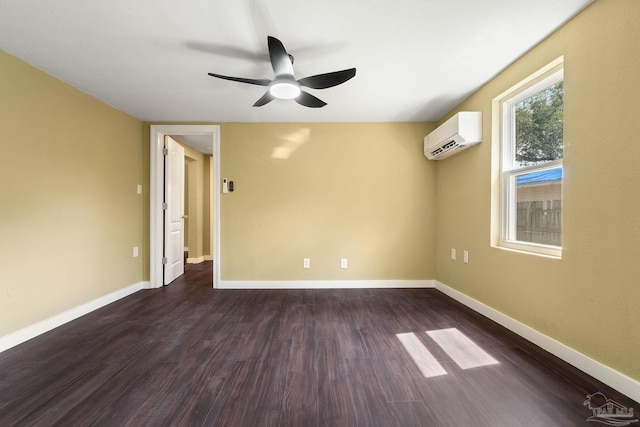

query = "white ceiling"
[0, 0, 593, 123]
[174, 134, 215, 155]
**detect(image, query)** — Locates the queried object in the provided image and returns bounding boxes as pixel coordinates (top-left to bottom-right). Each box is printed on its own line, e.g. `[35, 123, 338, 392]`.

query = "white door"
[164, 136, 185, 285]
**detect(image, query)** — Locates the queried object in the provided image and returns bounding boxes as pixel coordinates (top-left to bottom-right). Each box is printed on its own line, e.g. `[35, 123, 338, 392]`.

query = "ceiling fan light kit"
[208, 36, 356, 108]
[269, 80, 301, 99]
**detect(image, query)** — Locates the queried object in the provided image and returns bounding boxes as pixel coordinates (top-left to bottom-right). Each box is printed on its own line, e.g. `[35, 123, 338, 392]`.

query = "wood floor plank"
[279, 371, 318, 427]
[388, 400, 441, 427]
[47, 340, 172, 426]
[202, 339, 291, 426]
[0, 262, 637, 426]
[315, 338, 353, 426]
[162, 356, 233, 426]
[0, 363, 121, 426]
[340, 357, 404, 427]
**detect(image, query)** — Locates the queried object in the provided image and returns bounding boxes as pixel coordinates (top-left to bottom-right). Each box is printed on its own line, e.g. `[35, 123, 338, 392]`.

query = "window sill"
[494, 241, 562, 259]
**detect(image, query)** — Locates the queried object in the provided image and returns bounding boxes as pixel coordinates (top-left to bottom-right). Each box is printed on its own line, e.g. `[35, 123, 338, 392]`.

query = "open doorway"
[149, 125, 220, 289]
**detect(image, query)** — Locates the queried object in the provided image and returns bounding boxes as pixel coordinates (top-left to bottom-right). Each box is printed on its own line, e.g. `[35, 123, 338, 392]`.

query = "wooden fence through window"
[516, 200, 561, 246]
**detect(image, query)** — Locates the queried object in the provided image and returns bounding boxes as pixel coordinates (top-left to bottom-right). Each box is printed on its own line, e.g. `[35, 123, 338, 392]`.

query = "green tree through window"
[515, 81, 563, 166]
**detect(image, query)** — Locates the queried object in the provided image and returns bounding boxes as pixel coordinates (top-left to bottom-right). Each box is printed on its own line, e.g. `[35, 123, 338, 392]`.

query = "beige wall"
[142, 121, 436, 281]
[0, 50, 144, 336]
[219, 122, 436, 281]
[434, 0, 640, 381]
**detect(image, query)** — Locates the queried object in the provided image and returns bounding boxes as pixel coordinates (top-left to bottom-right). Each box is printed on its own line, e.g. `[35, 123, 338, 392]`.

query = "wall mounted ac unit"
[424, 111, 482, 160]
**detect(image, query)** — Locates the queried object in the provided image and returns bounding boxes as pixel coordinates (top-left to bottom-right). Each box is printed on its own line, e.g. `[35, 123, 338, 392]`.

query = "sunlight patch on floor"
[427, 328, 499, 369]
[396, 332, 448, 378]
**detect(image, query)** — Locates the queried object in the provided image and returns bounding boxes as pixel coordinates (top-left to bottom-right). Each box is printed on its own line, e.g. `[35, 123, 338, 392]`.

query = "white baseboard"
[186, 256, 205, 264]
[0, 282, 144, 353]
[434, 280, 640, 403]
[218, 279, 434, 290]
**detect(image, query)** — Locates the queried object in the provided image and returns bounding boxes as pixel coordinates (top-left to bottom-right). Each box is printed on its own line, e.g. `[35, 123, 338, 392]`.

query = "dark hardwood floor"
[0, 262, 637, 426]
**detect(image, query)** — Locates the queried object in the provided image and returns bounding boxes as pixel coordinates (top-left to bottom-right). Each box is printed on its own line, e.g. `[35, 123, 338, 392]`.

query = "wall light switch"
[451, 248, 457, 261]
[341, 258, 348, 269]
[463, 250, 469, 264]
[136, 184, 142, 194]
[133, 246, 139, 258]
[303, 258, 310, 269]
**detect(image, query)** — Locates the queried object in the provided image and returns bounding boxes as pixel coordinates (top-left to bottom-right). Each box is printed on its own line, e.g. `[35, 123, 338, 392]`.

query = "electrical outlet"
[133, 246, 139, 257]
[463, 250, 469, 264]
[341, 258, 348, 269]
[303, 258, 310, 269]
[451, 248, 456, 261]
[136, 184, 142, 194]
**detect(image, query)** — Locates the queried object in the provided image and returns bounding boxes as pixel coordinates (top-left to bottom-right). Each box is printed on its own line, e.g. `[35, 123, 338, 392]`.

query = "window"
[496, 58, 563, 257]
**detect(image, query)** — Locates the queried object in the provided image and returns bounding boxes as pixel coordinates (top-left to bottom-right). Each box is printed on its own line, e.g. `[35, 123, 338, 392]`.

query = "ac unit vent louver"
[424, 112, 482, 160]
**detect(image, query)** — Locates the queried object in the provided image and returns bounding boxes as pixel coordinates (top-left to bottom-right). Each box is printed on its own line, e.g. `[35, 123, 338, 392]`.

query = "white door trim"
[150, 124, 221, 289]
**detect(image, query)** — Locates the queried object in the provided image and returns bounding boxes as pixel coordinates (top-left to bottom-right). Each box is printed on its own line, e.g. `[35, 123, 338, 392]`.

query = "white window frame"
[495, 58, 564, 258]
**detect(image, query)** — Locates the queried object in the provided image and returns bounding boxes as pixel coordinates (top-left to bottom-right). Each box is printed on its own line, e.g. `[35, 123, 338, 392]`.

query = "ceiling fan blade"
[267, 36, 294, 77]
[295, 91, 327, 108]
[297, 68, 356, 89]
[253, 91, 275, 107]
[208, 73, 271, 86]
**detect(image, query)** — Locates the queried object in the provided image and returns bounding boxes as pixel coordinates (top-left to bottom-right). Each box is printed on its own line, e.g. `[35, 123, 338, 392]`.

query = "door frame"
[150, 124, 221, 288]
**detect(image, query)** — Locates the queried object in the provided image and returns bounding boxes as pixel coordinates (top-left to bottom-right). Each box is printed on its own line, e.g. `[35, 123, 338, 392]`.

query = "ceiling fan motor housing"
[208, 36, 356, 108]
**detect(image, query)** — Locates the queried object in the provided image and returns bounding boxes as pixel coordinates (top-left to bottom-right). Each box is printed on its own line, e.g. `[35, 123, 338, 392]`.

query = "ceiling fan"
[208, 36, 356, 108]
